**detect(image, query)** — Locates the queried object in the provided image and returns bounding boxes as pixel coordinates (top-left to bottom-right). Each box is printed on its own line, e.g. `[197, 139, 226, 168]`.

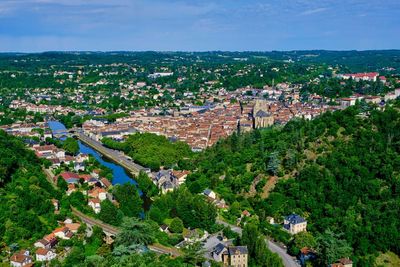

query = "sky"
[0, 0, 399, 52]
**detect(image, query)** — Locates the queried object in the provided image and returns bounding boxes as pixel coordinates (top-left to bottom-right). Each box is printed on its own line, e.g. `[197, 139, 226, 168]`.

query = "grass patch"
[375, 251, 400, 267]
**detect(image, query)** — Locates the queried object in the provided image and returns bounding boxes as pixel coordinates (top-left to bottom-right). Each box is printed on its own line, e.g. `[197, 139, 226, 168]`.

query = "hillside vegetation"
[0, 131, 59, 249]
[186, 102, 400, 265]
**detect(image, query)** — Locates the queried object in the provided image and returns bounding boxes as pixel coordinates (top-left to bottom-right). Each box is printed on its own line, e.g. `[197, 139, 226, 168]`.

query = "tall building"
[253, 100, 274, 128]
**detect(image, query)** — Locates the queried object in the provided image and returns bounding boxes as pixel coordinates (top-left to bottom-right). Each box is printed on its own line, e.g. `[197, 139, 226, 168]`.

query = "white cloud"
[300, 7, 328, 16]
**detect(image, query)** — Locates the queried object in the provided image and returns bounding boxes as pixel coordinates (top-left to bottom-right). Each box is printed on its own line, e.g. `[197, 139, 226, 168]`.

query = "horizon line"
[1, 49, 400, 54]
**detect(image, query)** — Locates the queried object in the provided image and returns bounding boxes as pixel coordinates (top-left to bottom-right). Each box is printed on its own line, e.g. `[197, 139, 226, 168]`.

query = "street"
[268, 240, 299, 267]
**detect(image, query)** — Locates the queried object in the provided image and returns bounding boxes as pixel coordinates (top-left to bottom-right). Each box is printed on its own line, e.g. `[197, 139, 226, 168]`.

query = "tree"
[63, 246, 85, 267]
[175, 188, 217, 230]
[148, 206, 165, 224]
[169, 217, 184, 233]
[84, 255, 105, 267]
[63, 137, 79, 155]
[98, 199, 122, 226]
[316, 230, 352, 266]
[182, 242, 205, 266]
[115, 217, 155, 247]
[241, 223, 283, 266]
[57, 176, 68, 192]
[289, 232, 317, 256]
[242, 223, 260, 257]
[136, 171, 159, 197]
[255, 236, 283, 267]
[113, 183, 143, 217]
[267, 151, 281, 176]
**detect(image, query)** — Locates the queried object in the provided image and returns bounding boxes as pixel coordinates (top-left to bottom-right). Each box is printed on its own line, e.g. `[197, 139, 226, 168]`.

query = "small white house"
[36, 248, 57, 262]
[88, 198, 101, 213]
[10, 250, 32, 267]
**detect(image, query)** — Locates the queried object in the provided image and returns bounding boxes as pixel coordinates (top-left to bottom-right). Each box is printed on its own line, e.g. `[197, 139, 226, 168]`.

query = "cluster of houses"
[339, 88, 400, 109]
[9, 100, 85, 116]
[26, 140, 115, 215]
[0, 122, 52, 140]
[10, 219, 80, 267]
[32, 144, 88, 169]
[337, 72, 384, 82]
[57, 170, 113, 213]
[83, 102, 241, 151]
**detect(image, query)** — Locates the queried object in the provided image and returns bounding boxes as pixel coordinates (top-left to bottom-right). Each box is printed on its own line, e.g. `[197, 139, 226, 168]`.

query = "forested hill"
[0, 131, 59, 246]
[186, 101, 400, 265]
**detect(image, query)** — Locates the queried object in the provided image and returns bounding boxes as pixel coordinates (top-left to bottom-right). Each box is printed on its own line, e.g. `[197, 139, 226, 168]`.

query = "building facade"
[222, 246, 248, 267]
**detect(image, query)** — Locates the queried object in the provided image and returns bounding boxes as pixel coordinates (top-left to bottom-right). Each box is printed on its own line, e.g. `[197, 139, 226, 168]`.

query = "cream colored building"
[283, 214, 307, 234]
[222, 246, 248, 267]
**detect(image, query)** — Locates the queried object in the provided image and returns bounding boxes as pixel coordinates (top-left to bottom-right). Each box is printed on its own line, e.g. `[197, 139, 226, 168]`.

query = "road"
[216, 218, 242, 235]
[268, 240, 298, 267]
[216, 218, 298, 267]
[71, 207, 181, 257]
[71, 207, 121, 236]
[77, 132, 146, 175]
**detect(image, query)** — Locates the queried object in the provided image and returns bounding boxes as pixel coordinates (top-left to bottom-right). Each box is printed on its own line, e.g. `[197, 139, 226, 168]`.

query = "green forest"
[102, 133, 193, 171]
[0, 131, 60, 249]
[184, 101, 400, 265]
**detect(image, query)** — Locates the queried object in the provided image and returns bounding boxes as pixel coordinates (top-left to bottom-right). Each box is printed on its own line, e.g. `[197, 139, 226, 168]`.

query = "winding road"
[216, 218, 299, 267]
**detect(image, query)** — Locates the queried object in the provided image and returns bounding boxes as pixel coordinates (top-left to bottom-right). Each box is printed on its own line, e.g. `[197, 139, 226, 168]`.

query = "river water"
[47, 121, 137, 186]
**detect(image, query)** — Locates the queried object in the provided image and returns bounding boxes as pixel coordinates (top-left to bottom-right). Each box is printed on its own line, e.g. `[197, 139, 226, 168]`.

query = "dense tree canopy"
[102, 133, 193, 171]
[0, 130, 59, 246]
[149, 187, 217, 231]
[186, 102, 400, 264]
[113, 183, 143, 218]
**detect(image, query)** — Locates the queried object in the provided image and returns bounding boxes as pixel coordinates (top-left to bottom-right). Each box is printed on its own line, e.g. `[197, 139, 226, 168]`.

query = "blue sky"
[0, 0, 399, 52]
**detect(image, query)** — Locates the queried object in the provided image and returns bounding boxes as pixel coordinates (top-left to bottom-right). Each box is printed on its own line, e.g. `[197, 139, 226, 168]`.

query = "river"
[47, 121, 137, 186]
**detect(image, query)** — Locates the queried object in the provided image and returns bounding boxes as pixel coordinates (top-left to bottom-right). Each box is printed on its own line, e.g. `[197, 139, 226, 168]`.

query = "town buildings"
[339, 72, 379, 82]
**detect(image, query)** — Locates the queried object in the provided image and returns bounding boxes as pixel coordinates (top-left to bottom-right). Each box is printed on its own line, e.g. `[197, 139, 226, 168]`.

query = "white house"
[53, 226, 73, 240]
[10, 250, 32, 267]
[283, 214, 307, 234]
[36, 248, 57, 262]
[88, 198, 101, 213]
